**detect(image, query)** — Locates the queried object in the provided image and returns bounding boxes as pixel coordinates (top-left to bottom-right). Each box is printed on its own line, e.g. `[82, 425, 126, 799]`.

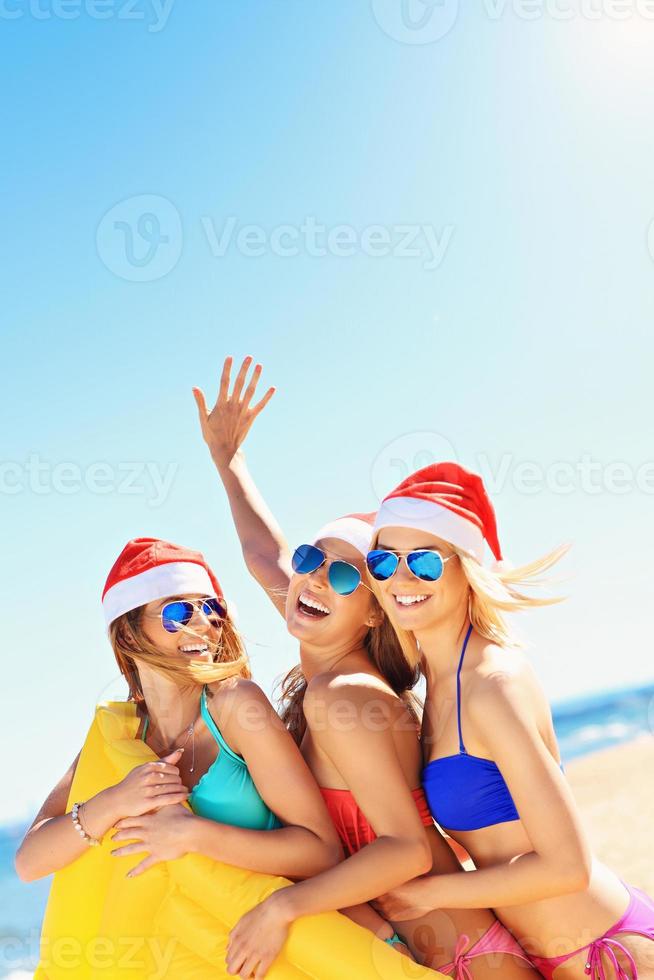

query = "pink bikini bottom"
[528, 883, 654, 980]
[437, 919, 533, 978]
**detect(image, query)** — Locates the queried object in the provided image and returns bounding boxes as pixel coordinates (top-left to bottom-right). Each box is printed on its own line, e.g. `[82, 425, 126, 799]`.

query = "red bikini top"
[320, 786, 433, 857]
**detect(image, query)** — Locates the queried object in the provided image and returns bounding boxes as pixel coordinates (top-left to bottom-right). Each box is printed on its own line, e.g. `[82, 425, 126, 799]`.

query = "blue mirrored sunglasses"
[366, 549, 456, 583]
[291, 544, 362, 596]
[160, 596, 227, 633]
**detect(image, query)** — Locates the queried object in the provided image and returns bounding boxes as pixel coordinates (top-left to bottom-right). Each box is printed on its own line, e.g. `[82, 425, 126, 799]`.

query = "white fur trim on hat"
[103, 561, 216, 626]
[373, 497, 485, 562]
[311, 517, 373, 557]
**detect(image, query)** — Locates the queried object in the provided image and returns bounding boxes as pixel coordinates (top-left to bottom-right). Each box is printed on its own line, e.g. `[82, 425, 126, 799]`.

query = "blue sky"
[3, 0, 654, 824]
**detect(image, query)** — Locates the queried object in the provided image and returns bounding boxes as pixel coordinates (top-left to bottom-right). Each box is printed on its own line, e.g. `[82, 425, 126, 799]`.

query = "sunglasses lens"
[407, 551, 444, 582]
[292, 544, 324, 574]
[203, 597, 227, 620]
[329, 561, 361, 596]
[161, 601, 192, 633]
[366, 550, 399, 581]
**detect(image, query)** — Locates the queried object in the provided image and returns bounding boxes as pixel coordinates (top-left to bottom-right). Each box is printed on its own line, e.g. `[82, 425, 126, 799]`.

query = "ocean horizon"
[3, 680, 653, 978]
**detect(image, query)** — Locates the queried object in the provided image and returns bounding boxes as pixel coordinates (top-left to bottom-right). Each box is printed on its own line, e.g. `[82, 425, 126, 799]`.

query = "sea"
[2, 681, 653, 978]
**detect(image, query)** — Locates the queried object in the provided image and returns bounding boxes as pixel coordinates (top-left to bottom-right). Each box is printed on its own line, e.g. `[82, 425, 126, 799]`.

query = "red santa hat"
[102, 537, 224, 627]
[374, 463, 502, 564]
[311, 512, 376, 557]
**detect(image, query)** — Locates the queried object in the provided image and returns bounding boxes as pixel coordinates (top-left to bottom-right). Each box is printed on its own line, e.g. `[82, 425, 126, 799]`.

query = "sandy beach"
[566, 735, 654, 894]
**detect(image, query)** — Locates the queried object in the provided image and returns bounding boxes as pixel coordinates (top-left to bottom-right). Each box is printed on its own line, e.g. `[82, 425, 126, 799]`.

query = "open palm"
[193, 356, 275, 468]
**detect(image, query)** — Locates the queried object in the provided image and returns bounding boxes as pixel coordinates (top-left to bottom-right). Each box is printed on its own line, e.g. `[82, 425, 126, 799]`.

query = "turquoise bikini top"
[141, 686, 280, 831]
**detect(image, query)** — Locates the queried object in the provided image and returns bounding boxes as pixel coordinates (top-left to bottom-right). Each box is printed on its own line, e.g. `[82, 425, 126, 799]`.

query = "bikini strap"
[455, 624, 474, 754]
[200, 686, 244, 764]
[140, 715, 149, 742]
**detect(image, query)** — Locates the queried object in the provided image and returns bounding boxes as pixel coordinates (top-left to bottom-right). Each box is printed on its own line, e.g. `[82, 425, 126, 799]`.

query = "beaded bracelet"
[71, 802, 101, 847]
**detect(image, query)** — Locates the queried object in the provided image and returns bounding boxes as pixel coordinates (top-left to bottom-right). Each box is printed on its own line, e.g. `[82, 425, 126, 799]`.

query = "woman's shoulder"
[305, 668, 396, 703]
[468, 641, 547, 719]
[205, 677, 274, 724]
[303, 670, 403, 740]
[204, 678, 281, 753]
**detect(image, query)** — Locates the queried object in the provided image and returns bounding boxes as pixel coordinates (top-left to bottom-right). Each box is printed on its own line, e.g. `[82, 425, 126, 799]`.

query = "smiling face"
[372, 527, 470, 634]
[285, 538, 379, 647]
[139, 593, 224, 665]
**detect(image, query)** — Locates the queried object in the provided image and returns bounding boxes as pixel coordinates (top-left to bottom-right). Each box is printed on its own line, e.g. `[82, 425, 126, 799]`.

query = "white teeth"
[180, 644, 208, 653]
[394, 595, 429, 606]
[299, 592, 330, 615]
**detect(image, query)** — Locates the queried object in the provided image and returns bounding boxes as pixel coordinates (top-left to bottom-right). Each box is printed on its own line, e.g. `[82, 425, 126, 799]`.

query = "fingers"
[231, 355, 253, 402]
[218, 355, 233, 404]
[226, 944, 258, 978]
[112, 828, 142, 842]
[111, 842, 148, 858]
[151, 791, 189, 809]
[160, 749, 184, 764]
[146, 760, 181, 775]
[114, 817, 143, 831]
[251, 385, 276, 419]
[145, 771, 185, 788]
[126, 855, 158, 878]
[240, 954, 262, 979]
[253, 954, 273, 979]
[242, 362, 262, 408]
[192, 386, 208, 425]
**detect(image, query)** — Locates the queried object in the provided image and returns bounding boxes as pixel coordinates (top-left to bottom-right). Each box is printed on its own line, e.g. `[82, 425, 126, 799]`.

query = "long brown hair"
[109, 605, 250, 708]
[277, 599, 422, 747]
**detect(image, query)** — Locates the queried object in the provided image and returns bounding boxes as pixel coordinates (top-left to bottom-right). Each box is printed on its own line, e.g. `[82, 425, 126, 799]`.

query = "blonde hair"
[367, 535, 569, 662]
[109, 605, 250, 705]
[276, 598, 423, 747]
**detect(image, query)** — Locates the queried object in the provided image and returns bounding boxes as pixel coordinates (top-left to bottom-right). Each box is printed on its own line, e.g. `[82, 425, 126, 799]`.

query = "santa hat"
[102, 537, 224, 627]
[311, 512, 375, 557]
[374, 463, 502, 564]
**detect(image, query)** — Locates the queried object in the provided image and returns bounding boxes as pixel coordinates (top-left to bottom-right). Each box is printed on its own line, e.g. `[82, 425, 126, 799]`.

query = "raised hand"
[193, 355, 275, 469]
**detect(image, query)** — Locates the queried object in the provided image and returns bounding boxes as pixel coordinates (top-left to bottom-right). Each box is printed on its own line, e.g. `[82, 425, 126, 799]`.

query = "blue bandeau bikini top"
[422, 624, 522, 832]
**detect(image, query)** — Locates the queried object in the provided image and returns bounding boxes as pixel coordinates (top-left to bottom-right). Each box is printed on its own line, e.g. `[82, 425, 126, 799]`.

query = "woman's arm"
[112, 680, 342, 880]
[378, 670, 592, 918]
[193, 356, 291, 617]
[15, 748, 187, 881]
[225, 677, 433, 977]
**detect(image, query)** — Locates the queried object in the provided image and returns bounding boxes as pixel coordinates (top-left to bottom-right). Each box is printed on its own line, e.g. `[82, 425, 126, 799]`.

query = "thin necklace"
[144, 698, 202, 773]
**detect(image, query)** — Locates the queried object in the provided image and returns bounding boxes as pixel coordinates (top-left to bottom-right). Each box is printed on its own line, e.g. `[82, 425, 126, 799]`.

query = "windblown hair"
[367, 534, 569, 665]
[276, 598, 422, 747]
[109, 605, 250, 706]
